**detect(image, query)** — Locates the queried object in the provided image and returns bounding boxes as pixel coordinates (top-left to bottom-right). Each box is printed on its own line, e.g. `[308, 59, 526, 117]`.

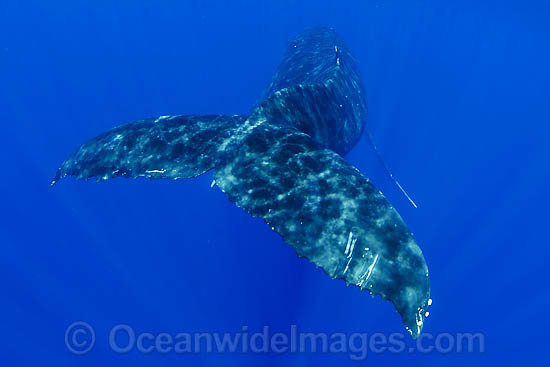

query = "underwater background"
[1, 0, 549, 365]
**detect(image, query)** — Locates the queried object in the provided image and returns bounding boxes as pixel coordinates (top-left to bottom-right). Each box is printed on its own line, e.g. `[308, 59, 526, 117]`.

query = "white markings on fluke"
[154, 116, 170, 123]
[146, 169, 166, 174]
[358, 253, 380, 288]
[344, 231, 353, 255]
[343, 231, 358, 274]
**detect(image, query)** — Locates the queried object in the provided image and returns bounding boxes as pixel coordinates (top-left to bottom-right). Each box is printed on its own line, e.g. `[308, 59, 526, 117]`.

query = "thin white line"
[344, 232, 353, 255]
[365, 254, 379, 282]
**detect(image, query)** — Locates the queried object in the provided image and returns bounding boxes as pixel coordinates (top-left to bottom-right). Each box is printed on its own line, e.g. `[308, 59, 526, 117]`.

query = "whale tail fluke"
[214, 120, 430, 337]
[51, 26, 431, 338]
[50, 114, 247, 187]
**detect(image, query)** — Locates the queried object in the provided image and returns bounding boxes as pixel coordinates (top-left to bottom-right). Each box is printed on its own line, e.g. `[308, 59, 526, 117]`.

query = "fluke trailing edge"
[52, 27, 431, 338]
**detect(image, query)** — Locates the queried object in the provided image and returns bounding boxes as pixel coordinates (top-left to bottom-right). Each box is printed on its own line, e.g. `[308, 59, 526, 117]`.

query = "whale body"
[52, 27, 430, 338]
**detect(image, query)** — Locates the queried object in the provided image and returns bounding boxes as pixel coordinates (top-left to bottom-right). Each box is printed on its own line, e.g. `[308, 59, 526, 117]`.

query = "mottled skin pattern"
[215, 122, 429, 337]
[52, 27, 430, 337]
[51, 115, 245, 185]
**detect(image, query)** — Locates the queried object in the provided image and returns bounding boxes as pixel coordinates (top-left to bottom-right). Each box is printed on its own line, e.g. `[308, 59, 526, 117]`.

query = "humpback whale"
[52, 27, 430, 338]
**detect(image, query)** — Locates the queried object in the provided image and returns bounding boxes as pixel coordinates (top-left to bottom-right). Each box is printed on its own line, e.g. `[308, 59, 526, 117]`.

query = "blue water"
[1, 1, 549, 365]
